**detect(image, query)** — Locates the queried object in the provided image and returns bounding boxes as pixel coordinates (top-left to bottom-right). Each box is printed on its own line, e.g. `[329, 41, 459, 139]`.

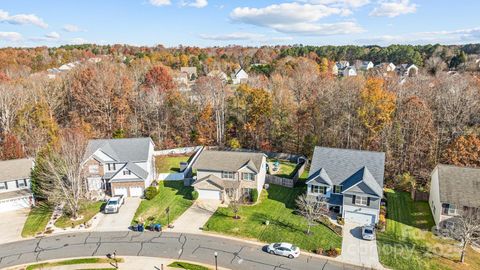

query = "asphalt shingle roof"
[193, 150, 264, 173]
[436, 164, 480, 208]
[84, 137, 152, 162]
[0, 158, 34, 183]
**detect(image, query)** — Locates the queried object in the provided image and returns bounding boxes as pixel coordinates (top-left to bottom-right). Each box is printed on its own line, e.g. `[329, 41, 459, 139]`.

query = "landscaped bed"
[203, 184, 342, 252]
[54, 200, 104, 229]
[132, 181, 193, 225]
[377, 189, 480, 270]
[168, 261, 210, 270]
[156, 154, 191, 173]
[21, 202, 53, 237]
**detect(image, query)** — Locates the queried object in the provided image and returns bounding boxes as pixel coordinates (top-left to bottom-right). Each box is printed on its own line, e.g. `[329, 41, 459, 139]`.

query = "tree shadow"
[163, 180, 193, 199]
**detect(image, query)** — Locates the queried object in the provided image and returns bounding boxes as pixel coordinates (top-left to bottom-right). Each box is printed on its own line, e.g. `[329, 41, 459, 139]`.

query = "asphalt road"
[0, 232, 364, 270]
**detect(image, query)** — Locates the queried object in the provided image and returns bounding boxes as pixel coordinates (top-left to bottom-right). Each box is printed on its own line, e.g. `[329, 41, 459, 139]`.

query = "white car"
[362, 225, 376, 240]
[104, 195, 125, 214]
[267, 242, 300, 259]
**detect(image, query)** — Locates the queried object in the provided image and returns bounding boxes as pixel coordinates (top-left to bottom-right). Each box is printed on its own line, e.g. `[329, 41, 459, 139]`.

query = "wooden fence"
[265, 174, 295, 188]
[411, 189, 429, 201]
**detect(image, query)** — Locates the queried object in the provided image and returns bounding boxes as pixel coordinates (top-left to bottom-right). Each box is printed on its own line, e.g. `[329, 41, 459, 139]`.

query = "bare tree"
[227, 187, 242, 219]
[37, 130, 88, 219]
[447, 208, 480, 263]
[295, 194, 329, 234]
[0, 83, 27, 134]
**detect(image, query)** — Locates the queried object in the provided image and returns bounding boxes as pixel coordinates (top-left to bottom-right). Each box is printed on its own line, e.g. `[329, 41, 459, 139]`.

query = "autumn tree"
[144, 65, 175, 92]
[443, 135, 480, 167]
[0, 132, 25, 160]
[194, 104, 216, 145]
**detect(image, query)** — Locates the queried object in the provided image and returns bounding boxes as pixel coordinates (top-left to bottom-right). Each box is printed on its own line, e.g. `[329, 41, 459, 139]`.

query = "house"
[180, 67, 197, 81]
[396, 64, 418, 77]
[341, 66, 357, 77]
[83, 137, 156, 197]
[332, 61, 349, 76]
[0, 158, 35, 212]
[207, 70, 228, 83]
[374, 62, 396, 75]
[306, 147, 385, 225]
[354, 60, 374, 71]
[429, 164, 480, 229]
[231, 68, 249, 84]
[191, 150, 267, 202]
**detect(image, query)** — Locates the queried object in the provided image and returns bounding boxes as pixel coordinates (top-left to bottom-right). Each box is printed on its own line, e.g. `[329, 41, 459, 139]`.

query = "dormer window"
[222, 171, 234, 179]
[333, 185, 342, 194]
[123, 170, 131, 176]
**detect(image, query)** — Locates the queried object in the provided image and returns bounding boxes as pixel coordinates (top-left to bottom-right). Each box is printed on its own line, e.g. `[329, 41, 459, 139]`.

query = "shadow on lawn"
[266, 184, 306, 210]
[163, 180, 193, 200]
[252, 212, 304, 234]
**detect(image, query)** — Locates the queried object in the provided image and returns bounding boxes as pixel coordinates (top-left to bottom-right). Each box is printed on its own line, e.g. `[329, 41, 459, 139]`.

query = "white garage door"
[0, 197, 31, 212]
[344, 211, 375, 225]
[197, 189, 221, 200]
[113, 187, 128, 197]
[129, 186, 144, 197]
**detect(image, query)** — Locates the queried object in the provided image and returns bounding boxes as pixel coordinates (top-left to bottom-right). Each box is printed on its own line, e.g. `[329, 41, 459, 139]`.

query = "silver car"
[362, 225, 376, 240]
[267, 242, 300, 259]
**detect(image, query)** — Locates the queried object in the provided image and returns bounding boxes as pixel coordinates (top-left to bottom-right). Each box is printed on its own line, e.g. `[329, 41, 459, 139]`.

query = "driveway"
[0, 209, 29, 244]
[340, 223, 382, 269]
[170, 199, 220, 233]
[94, 198, 141, 231]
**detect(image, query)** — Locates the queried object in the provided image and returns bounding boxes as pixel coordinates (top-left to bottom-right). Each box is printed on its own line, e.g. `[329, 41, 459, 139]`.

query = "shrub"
[250, 189, 259, 202]
[334, 248, 342, 255]
[192, 190, 199, 200]
[315, 247, 324, 255]
[145, 186, 158, 200]
[336, 215, 345, 225]
[326, 247, 339, 257]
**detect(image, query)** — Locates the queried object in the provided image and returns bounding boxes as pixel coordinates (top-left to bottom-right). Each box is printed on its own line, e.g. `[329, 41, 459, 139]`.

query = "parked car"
[266, 242, 300, 259]
[362, 225, 376, 240]
[104, 195, 125, 214]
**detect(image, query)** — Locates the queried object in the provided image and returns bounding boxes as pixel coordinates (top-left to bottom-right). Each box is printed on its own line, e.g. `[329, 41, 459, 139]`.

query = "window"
[222, 171, 234, 179]
[448, 204, 457, 215]
[89, 165, 99, 174]
[0, 182, 7, 190]
[310, 185, 326, 194]
[123, 170, 131, 176]
[17, 179, 27, 188]
[107, 163, 116, 171]
[333, 185, 342, 194]
[355, 196, 368, 206]
[242, 173, 254, 181]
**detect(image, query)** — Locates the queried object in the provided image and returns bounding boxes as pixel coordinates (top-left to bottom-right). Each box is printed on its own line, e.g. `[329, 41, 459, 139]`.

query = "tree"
[144, 65, 175, 92]
[227, 187, 242, 219]
[295, 194, 328, 234]
[443, 135, 480, 167]
[35, 130, 88, 219]
[425, 56, 447, 76]
[447, 208, 480, 263]
[0, 132, 25, 160]
[194, 104, 216, 145]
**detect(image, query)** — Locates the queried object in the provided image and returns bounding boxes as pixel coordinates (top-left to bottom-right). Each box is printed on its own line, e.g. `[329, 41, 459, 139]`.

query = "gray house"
[306, 147, 385, 225]
[429, 164, 480, 229]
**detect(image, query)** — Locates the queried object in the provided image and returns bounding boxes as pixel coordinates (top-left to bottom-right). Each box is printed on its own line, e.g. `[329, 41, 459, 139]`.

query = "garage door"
[0, 197, 31, 212]
[344, 211, 375, 225]
[113, 187, 128, 197]
[129, 186, 144, 197]
[197, 189, 221, 200]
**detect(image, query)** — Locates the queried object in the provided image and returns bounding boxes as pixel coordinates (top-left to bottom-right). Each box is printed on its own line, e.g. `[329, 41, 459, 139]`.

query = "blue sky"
[1, 0, 479, 47]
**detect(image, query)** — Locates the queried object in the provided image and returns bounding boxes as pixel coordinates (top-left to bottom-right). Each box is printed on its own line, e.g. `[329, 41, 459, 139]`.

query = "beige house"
[0, 158, 35, 212]
[192, 150, 267, 202]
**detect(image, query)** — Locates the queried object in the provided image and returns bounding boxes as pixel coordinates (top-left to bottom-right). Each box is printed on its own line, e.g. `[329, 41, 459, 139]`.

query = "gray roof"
[192, 174, 240, 190]
[0, 158, 34, 183]
[84, 137, 153, 163]
[341, 167, 383, 196]
[436, 164, 480, 208]
[307, 147, 385, 194]
[307, 168, 333, 186]
[193, 150, 265, 173]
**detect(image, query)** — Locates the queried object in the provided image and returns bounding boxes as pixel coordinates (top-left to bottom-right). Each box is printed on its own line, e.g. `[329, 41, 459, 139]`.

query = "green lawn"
[132, 181, 193, 225]
[377, 189, 474, 270]
[267, 158, 299, 178]
[156, 155, 191, 173]
[21, 202, 53, 237]
[26, 258, 123, 270]
[168, 261, 210, 270]
[54, 201, 104, 229]
[203, 184, 342, 252]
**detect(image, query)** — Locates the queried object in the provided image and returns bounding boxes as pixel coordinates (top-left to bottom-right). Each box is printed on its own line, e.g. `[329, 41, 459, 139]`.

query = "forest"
[0, 43, 479, 190]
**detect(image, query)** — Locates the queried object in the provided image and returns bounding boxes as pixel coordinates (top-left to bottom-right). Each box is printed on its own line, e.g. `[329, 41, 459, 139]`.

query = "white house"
[0, 158, 35, 212]
[83, 137, 156, 197]
[231, 68, 249, 84]
[341, 66, 357, 77]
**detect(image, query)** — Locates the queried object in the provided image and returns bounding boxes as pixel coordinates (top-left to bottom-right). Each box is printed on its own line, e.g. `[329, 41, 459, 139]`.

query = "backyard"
[156, 154, 191, 173]
[21, 202, 53, 237]
[132, 181, 193, 225]
[54, 200, 104, 229]
[203, 184, 342, 252]
[377, 189, 480, 270]
[267, 158, 297, 178]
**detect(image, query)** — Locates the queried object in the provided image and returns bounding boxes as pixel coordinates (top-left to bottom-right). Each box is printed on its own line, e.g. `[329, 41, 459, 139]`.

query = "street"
[0, 231, 363, 270]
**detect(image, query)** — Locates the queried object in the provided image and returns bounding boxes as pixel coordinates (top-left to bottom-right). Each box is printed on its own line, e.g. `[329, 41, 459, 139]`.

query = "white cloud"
[370, 0, 417, 17]
[230, 3, 364, 36]
[149, 0, 171, 6]
[199, 32, 293, 43]
[0, 9, 48, 28]
[0, 31, 22, 41]
[70, 37, 88, 44]
[63, 24, 83, 32]
[45, 31, 60, 39]
[307, 0, 370, 8]
[182, 0, 208, 8]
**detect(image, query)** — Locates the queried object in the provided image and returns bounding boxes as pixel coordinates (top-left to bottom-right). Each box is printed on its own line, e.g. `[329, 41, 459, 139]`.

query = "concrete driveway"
[0, 209, 29, 244]
[94, 198, 141, 231]
[340, 223, 382, 269]
[170, 199, 220, 233]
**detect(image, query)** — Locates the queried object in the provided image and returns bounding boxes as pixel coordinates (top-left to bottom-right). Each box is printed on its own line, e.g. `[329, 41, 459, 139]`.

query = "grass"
[21, 202, 53, 237]
[156, 155, 191, 173]
[132, 181, 193, 225]
[204, 184, 342, 252]
[267, 158, 298, 178]
[26, 258, 123, 270]
[377, 189, 480, 270]
[54, 201, 104, 229]
[168, 261, 211, 270]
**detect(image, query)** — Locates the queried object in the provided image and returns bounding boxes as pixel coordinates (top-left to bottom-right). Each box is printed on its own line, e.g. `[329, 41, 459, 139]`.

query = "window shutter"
[367, 197, 371, 206]
[352, 195, 356, 204]
[16, 180, 19, 188]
